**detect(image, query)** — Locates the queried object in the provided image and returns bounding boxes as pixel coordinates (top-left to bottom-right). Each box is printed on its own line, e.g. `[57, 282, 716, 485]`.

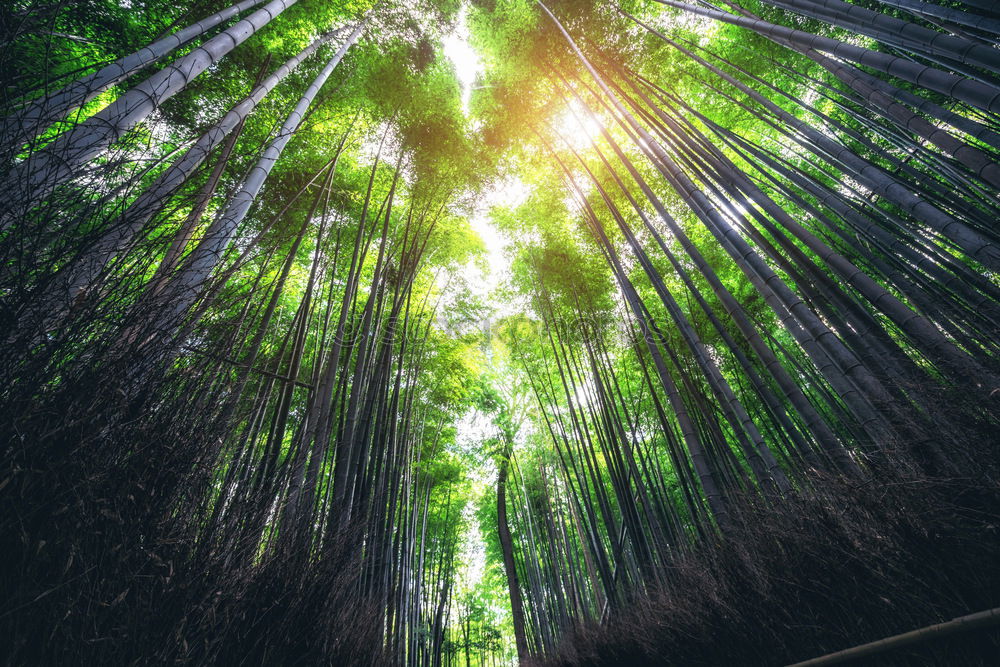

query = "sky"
[442, 9, 529, 298]
[442, 7, 480, 116]
[441, 9, 601, 301]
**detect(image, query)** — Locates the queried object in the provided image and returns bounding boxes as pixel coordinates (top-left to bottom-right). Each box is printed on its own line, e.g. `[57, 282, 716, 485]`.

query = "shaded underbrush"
[534, 465, 1000, 666]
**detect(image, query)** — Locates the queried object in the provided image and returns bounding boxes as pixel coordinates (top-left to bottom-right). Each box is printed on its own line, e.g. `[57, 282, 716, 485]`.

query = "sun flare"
[551, 98, 605, 150]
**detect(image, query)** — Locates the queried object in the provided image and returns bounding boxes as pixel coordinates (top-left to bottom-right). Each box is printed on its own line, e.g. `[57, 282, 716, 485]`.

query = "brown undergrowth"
[532, 466, 1000, 666]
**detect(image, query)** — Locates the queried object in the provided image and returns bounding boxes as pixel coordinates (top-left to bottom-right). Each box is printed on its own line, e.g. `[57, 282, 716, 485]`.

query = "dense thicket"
[1, 0, 999, 665]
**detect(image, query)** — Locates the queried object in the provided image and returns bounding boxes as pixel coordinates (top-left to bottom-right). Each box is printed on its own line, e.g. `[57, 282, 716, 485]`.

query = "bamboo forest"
[4, 0, 1000, 664]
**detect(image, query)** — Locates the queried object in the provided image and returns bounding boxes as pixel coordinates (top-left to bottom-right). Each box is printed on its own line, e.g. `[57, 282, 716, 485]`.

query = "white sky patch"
[357, 120, 404, 170]
[440, 6, 527, 303]
[454, 500, 488, 591]
[442, 7, 482, 116]
[460, 177, 531, 300]
[649, 6, 719, 45]
[553, 98, 605, 151]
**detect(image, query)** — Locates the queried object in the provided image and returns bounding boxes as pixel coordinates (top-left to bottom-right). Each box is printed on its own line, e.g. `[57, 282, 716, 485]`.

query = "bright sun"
[552, 98, 605, 151]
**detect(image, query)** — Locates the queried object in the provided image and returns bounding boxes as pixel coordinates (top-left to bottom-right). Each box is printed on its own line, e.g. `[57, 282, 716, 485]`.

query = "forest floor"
[531, 471, 1000, 666]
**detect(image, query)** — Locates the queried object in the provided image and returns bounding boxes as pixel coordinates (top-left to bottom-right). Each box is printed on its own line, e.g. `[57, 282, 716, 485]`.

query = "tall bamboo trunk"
[0, 0, 301, 227]
[140, 22, 365, 339]
[0, 0, 270, 154]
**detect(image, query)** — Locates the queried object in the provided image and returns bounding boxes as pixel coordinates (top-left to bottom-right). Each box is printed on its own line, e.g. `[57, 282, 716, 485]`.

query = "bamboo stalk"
[787, 607, 1000, 666]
